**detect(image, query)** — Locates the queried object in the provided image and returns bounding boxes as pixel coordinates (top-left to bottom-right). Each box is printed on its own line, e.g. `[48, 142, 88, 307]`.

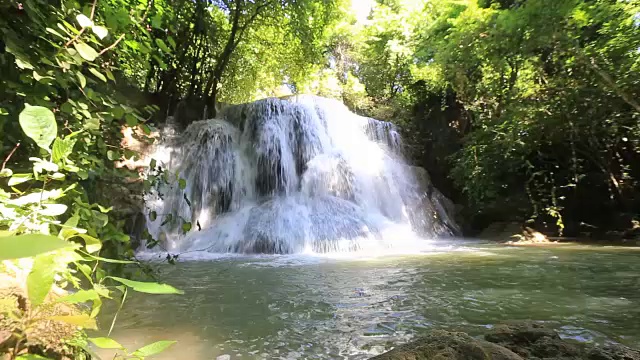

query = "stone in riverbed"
[369, 330, 523, 360]
[586, 344, 640, 360]
[372, 323, 640, 360]
[484, 322, 640, 360]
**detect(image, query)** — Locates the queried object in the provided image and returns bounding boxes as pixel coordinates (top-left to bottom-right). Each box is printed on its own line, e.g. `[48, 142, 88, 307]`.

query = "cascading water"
[144, 95, 459, 255]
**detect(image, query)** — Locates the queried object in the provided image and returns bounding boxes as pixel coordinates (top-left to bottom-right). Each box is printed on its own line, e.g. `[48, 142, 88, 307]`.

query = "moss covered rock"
[372, 323, 640, 360]
[370, 330, 523, 360]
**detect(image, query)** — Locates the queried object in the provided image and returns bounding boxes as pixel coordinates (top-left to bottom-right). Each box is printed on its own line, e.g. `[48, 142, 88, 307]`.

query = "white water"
[144, 95, 458, 254]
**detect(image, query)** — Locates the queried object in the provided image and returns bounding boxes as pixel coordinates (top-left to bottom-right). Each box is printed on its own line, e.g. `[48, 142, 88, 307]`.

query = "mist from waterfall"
[144, 95, 458, 255]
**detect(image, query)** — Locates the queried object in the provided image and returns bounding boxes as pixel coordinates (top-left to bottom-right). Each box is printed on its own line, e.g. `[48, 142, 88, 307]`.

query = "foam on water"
[144, 95, 459, 255]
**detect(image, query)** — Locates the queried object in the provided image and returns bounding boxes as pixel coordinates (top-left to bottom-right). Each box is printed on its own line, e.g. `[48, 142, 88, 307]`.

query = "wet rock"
[478, 222, 523, 241]
[485, 323, 560, 344]
[586, 344, 640, 360]
[370, 330, 523, 360]
[485, 323, 579, 359]
[373, 323, 640, 360]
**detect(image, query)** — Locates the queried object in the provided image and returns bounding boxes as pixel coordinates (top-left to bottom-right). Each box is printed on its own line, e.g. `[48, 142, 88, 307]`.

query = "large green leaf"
[155, 38, 171, 53]
[74, 41, 98, 61]
[132, 340, 176, 357]
[8, 173, 33, 186]
[76, 72, 86, 88]
[89, 68, 107, 82]
[57, 289, 100, 304]
[92, 26, 108, 39]
[107, 276, 184, 294]
[52, 137, 77, 164]
[38, 203, 68, 216]
[0, 234, 74, 260]
[19, 105, 57, 150]
[27, 254, 57, 306]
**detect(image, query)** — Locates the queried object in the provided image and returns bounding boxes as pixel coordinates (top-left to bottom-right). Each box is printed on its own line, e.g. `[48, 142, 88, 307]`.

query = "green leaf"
[0, 234, 74, 260]
[179, 178, 187, 190]
[105, 69, 115, 81]
[48, 314, 97, 329]
[8, 173, 33, 186]
[30, 157, 59, 173]
[33, 71, 53, 82]
[0, 168, 13, 178]
[155, 39, 171, 53]
[76, 14, 94, 28]
[112, 106, 125, 119]
[132, 340, 177, 357]
[92, 26, 108, 39]
[75, 234, 102, 253]
[15, 58, 34, 70]
[167, 36, 177, 49]
[89, 68, 107, 82]
[57, 289, 100, 304]
[182, 222, 192, 233]
[89, 337, 123, 349]
[98, 205, 112, 213]
[84, 117, 100, 130]
[39, 203, 68, 216]
[125, 113, 138, 126]
[16, 355, 50, 360]
[74, 42, 98, 61]
[27, 254, 56, 306]
[46, 27, 65, 38]
[107, 276, 183, 294]
[150, 210, 157, 221]
[76, 72, 86, 88]
[52, 137, 77, 164]
[19, 104, 57, 150]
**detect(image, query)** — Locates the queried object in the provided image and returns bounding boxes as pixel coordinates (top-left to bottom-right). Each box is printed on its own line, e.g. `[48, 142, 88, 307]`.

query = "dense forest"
[1, 0, 639, 358]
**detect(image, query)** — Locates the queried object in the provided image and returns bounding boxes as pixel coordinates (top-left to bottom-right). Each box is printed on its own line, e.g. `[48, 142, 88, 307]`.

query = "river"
[97, 241, 640, 359]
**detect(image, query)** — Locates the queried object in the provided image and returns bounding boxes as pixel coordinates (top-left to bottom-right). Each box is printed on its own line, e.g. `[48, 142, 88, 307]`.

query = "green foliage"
[412, 0, 640, 232]
[0, 0, 181, 357]
[107, 276, 184, 294]
[89, 337, 177, 359]
[0, 234, 74, 260]
[115, 0, 343, 116]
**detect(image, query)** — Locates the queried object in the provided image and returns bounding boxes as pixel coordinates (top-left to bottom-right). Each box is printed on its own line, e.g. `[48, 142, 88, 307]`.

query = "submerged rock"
[370, 330, 522, 360]
[372, 323, 640, 360]
[484, 323, 580, 359]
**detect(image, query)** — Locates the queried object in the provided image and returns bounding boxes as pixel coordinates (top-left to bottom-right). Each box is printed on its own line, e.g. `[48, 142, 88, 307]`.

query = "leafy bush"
[0, 0, 181, 358]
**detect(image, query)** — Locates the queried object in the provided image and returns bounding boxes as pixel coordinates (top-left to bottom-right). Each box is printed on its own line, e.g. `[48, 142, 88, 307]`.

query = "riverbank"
[476, 221, 640, 247]
[372, 322, 640, 360]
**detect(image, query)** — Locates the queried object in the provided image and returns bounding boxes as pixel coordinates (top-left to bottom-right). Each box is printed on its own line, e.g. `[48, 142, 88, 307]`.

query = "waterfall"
[144, 95, 459, 254]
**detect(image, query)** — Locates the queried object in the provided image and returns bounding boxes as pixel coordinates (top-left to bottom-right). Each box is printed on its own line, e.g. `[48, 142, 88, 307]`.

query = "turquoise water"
[99, 242, 640, 359]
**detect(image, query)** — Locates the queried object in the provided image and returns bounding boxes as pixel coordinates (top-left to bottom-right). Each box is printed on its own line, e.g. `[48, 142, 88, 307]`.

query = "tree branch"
[1, 143, 20, 171]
